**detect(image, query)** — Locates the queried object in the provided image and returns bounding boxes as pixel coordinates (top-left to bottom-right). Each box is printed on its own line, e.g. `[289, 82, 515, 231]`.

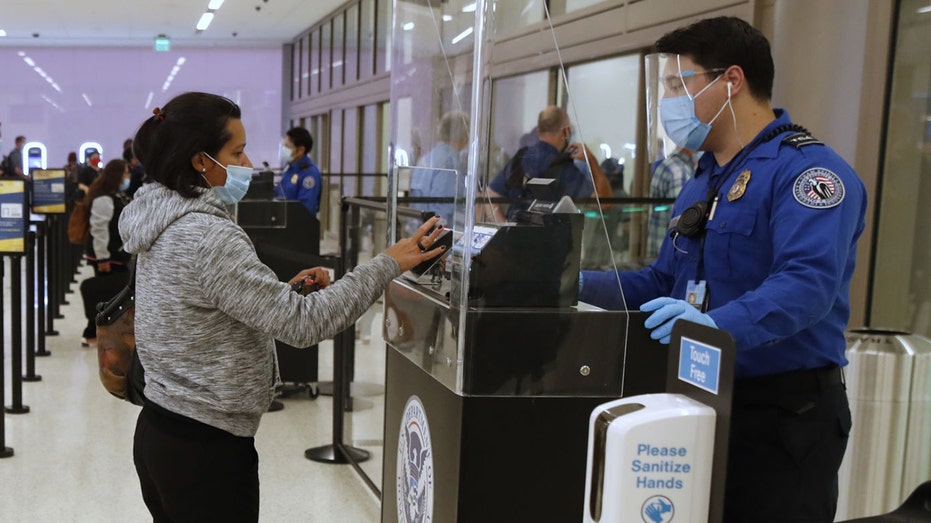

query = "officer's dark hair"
[286, 127, 314, 155]
[132, 92, 241, 198]
[655, 16, 774, 102]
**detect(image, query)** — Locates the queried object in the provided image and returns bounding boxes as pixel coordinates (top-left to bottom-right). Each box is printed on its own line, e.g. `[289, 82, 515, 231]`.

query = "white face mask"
[203, 152, 252, 204]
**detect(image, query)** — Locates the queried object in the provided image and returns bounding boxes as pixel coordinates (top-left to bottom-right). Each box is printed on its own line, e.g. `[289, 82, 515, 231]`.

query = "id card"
[686, 280, 708, 311]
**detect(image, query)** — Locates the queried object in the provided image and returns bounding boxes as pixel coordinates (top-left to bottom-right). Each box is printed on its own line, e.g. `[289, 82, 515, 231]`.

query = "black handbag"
[95, 266, 145, 406]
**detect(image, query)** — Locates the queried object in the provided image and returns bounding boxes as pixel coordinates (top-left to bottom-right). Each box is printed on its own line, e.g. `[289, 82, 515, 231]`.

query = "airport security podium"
[381, 213, 667, 522]
[383, 2, 667, 520]
[236, 199, 320, 384]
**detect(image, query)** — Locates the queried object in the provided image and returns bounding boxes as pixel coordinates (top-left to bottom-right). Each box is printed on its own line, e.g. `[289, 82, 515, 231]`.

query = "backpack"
[0, 154, 15, 176]
[95, 266, 145, 406]
[68, 199, 91, 245]
[504, 146, 572, 190]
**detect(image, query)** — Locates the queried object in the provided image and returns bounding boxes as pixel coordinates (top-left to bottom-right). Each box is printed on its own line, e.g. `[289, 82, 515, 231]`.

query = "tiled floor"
[1, 259, 385, 522]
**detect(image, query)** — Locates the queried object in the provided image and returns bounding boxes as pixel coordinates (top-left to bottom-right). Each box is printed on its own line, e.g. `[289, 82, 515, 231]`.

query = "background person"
[646, 147, 696, 258]
[122, 144, 147, 197]
[410, 110, 469, 224]
[1, 135, 26, 177]
[121, 92, 446, 522]
[79, 158, 131, 346]
[484, 105, 611, 222]
[579, 16, 867, 522]
[77, 151, 102, 196]
[274, 126, 322, 217]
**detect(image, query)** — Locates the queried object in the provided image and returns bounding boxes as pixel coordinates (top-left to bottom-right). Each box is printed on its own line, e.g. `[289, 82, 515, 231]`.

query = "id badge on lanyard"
[686, 279, 709, 312]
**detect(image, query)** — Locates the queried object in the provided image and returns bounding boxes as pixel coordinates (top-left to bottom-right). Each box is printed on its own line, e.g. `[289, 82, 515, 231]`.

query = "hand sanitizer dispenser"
[583, 393, 716, 523]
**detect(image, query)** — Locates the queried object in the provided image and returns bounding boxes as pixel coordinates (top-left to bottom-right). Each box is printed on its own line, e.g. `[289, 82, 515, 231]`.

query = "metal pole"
[23, 230, 41, 382]
[46, 216, 60, 333]
[4, 256, 30, 414]
[305, 200, 369, 465]
[35, 220, 51, 354]
[0, 258, 15, 458]
[57, 215, 70, 309]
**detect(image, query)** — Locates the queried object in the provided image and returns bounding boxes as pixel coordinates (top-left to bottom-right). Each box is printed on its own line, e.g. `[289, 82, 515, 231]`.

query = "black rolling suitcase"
[238, 201, 322, 398]
[253, 240, 320, 397]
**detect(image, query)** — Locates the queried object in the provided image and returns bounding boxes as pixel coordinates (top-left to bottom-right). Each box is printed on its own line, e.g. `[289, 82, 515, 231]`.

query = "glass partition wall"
[386, 0, 640, 394]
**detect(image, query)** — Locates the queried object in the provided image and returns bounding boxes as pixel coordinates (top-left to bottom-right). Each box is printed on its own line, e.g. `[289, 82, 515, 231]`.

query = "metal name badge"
[727, 170, 751, 202]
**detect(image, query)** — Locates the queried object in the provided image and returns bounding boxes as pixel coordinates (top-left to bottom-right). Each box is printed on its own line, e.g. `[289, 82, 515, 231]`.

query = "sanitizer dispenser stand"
[583, 321, 736, 523]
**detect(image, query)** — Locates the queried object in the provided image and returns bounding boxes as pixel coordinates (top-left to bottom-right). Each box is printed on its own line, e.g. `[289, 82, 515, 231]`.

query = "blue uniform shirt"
[489, 140, 594, 219]
[581, 109, 867, 378]
[275, 154, 322, 216]
[410, 141, 463, 224]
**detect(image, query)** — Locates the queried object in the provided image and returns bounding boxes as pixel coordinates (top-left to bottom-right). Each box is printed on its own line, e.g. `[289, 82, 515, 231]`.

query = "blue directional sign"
[0, 179, 26, 253]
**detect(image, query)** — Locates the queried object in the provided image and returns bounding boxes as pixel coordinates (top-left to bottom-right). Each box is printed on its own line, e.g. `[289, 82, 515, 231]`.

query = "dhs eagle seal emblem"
[396, 396, 434, 523]
[793, 167, 845, 209]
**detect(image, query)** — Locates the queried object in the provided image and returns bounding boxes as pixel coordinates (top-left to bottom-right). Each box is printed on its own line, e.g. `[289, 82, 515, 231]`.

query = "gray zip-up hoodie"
[119, 183, 400, 437]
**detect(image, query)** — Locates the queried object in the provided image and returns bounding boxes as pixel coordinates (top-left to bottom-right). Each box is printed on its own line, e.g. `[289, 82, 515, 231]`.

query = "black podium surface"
[381, 279, 667, 522]
[237, 200, 320, 383]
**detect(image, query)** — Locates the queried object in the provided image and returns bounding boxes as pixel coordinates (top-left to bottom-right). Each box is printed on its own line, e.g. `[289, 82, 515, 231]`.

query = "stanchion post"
[35, 220, 51, 354]
[45, 216, 60, 333]
[56, 214, 70, 310]
[305, 206, 370, 465]
[1, 258, 16, 457]
[24, 229, 41, 382]
[5, 256, 31, 414]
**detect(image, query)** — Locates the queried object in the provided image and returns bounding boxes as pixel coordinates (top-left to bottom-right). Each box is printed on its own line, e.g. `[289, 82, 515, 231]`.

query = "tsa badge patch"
[396, 396, 434, 523]
[302, 176, 316, 189]
[793, 168, 845, 209]
[641, 495, 675, 523]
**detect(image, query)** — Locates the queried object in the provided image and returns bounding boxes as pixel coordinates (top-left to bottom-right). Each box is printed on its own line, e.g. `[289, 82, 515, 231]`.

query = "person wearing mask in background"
[79, 159, 131, 347]
[123, 144, 147, 197]
[121, 92, 446, 522]
[646, 147, 697, 259]
[579, 17, 866, 522]
[77, 151, 102, 196]
[410, 111, 469, 225]
[274, 126, 322, 217]
[484, 106, 612, 222]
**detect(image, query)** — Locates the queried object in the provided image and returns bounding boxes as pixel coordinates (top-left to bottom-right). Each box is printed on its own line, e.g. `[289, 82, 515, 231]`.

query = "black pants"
[134, 402, 259, 523]
[723, 367, 851, 523]
[79, 269, 128, 339]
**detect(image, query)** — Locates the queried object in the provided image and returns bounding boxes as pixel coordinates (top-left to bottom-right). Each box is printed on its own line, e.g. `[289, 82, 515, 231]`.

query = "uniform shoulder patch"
[793, 167, 845, 209]
[783, 132, 823, 148]
[302, 176, 317, 190]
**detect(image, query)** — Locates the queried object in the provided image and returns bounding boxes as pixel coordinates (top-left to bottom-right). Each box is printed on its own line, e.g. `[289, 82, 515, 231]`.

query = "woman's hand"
[384, 216, 448, 272]
[288, 267, 332, 291]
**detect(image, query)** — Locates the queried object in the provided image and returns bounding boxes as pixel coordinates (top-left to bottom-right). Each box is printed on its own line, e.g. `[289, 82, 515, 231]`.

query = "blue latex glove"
[640, 297, 717, 344]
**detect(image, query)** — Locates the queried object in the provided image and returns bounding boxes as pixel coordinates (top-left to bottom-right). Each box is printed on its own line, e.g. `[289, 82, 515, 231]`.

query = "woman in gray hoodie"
[120, 92, 447, 522]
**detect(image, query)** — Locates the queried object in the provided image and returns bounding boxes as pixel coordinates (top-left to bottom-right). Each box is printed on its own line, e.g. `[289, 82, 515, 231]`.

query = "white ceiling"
[0, 0, 347, 48]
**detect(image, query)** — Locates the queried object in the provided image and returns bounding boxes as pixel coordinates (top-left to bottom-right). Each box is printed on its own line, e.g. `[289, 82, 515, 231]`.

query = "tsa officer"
[579, 17, 867, 522]
[275, 127, 322, 217]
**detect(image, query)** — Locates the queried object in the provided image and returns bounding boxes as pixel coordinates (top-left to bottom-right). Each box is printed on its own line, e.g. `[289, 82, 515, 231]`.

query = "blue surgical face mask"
[660, 74, 729, 150]
[119, 178, 130, 192]
[203, 152, 252, 204]
[280, 144, 293, 166]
